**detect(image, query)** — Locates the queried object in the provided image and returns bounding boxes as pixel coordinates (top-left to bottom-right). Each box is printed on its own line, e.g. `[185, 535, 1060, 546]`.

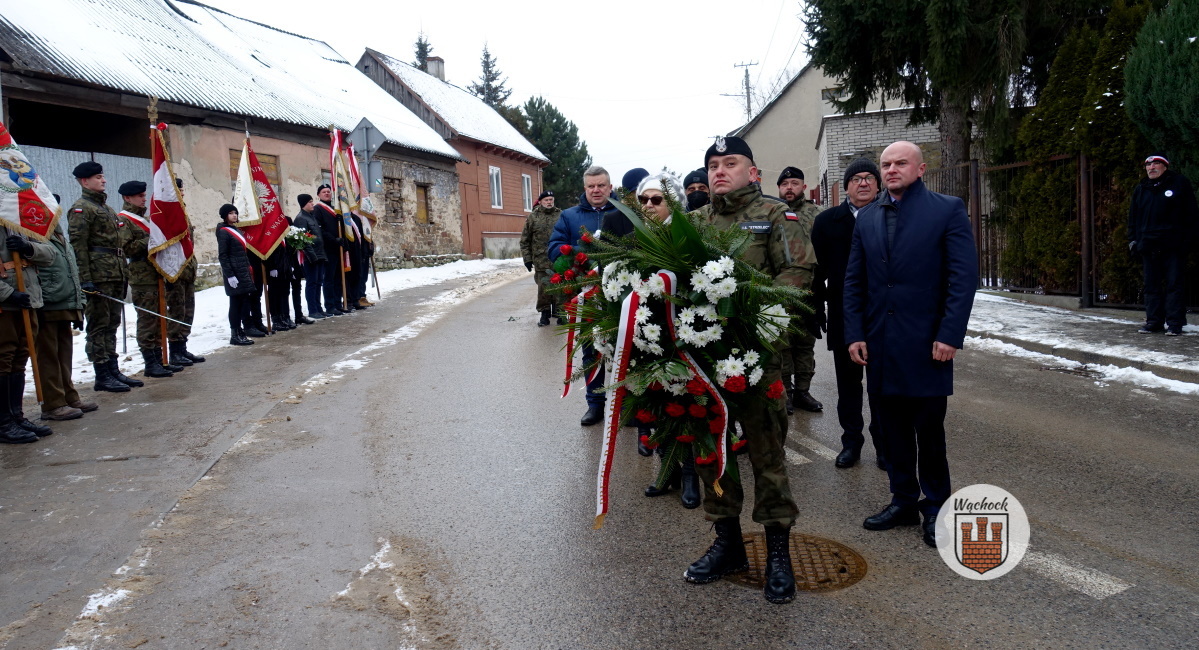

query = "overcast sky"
[200, 0, 811, 189]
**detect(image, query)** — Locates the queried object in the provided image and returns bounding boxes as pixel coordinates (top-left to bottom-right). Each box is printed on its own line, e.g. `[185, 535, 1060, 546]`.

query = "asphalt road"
[1, 267, 1196, 649]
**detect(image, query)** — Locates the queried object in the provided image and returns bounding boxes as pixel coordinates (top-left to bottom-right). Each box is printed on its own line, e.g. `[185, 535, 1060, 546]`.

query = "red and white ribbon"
[593, 288, 640, 529]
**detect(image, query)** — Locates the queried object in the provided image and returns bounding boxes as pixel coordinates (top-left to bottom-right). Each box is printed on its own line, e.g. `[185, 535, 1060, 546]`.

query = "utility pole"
[721, 61, 758, 121]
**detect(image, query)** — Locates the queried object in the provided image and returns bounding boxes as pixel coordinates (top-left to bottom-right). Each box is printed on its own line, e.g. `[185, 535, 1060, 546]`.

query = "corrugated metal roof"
[0, 0, 466, 161]
[367, 48, 548, 163]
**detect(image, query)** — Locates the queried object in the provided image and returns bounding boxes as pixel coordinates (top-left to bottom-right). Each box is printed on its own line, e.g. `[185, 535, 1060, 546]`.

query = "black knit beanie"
[843, 158, 881, 190]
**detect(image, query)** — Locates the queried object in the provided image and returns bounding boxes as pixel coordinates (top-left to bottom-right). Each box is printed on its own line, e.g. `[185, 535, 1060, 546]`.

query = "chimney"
[426, 56, 445, 81]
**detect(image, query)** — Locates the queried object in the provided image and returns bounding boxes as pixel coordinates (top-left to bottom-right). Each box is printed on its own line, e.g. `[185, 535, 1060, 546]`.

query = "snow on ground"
[31, 259, 520, 396]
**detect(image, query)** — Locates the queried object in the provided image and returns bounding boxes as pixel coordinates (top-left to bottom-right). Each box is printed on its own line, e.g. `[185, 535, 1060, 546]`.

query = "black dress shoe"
[786, 402, 794, 416]
[863, 504, 920, 530]
[637, 425, 653, 457]
[580, 405, 603, 426]
[923, 515, 938, 548]
[876, 454, 888, 470]
[792, 390, 823, 412]
[835, 446, 860, 468]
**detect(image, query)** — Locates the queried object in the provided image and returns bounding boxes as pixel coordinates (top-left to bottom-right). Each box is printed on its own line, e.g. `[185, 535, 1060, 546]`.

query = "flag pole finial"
[148, 96, 158, 124]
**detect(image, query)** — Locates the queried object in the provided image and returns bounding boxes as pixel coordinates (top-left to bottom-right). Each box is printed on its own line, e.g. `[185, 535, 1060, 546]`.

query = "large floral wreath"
[549, 185, 810, 528]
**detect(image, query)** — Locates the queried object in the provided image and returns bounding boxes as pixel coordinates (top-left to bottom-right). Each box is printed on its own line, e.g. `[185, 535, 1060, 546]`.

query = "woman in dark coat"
[216, 204, 256, 345]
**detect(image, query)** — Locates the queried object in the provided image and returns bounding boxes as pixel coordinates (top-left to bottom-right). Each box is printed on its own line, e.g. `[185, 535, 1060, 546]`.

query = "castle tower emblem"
[956, 514, 1009, 574]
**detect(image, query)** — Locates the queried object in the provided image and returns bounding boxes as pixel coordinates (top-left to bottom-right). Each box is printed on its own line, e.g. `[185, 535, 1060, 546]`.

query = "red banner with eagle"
[232, 135, 288, 259]
[0, 123, 61, 241]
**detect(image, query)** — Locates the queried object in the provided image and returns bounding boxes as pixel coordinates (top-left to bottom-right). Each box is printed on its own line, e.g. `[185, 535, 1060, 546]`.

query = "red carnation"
[634, 409, 656, 423]
[724, 375, 747, 393]
[676, 434, 696, 443]
[564, 269, 576, 281]
[575, 252, 589, 264]
[559, 244, 573, 256]
[639, 434, 658, 450]
[563, 287, 576, 295]
[695, 452, 718, 465]
[709, 418, 725, 434]
[580, 232, 593, 244]
[731, 439, 748, 452]
[647, 382, 663, 392]
[665, 402, 686, 417]
[688, 403, 707, 418]
[686, 379, 706, 396]
[550, 273, 562, 284]
[765, 379, 785, 400]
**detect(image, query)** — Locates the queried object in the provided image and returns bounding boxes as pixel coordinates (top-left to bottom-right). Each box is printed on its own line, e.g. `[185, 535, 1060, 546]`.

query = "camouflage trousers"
[532, 267, 557, 313]
[695, 360, 798, 528]
[131, 284, 164, 349]
[0, 310, 35, 374]
[84, 280, 126, 362]
[781, 327, 817, 393]
[166, 279, 195, 342]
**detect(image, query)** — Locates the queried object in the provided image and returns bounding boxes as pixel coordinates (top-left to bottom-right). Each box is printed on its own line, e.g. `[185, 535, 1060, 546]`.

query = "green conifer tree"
[468, 44, 514, 108]
[413, 32, 433, 73]
[524, 96, 591, 204]
[1126, 0, 1199, 181]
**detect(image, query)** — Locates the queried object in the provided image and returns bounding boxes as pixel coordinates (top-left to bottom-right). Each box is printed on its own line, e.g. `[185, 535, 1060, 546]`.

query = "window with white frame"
[489, 166, 503, 208]
[522, 174, 533, 212]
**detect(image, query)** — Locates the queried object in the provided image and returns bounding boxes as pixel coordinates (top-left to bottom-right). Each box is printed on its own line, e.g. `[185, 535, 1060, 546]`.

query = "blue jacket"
[547, 194, 617, 261]
[843, 179, 978, 397]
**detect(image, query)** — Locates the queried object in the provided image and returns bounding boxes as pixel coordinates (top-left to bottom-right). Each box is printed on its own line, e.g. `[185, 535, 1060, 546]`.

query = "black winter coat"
[315, 201, 345, 261]
[292, 209, 327, 263]
[216, 223, 256, 296]
[811, 200, 860, 351]
[1128, 170, 1198, 253]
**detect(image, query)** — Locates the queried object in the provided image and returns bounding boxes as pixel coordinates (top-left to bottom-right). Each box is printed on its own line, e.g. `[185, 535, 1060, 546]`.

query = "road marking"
[1022, 550, 1134, 599]
[796, 436, 838, 461]
[785, 447, 811, 465]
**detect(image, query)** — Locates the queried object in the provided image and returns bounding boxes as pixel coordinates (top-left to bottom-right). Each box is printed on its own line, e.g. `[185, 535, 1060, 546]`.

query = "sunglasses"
[638, 195, 664, 206]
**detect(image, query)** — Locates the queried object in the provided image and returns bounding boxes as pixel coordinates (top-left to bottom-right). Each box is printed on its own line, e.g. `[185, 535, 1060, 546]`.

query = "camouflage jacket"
[69, 188, 130, 284]
[691, 184, 816, 289]
[786, 196, 821, 236]
[120, 202, 160, 287]
[520, 205, 562, 270]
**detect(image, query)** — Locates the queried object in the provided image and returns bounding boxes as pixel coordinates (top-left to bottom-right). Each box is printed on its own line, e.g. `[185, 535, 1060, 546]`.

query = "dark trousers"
[322, 252, 344, 312]
[304, 261, 326, 315]
[582, 344, 605, 407]
[358, 254, 371, 299]
[877, 395, 950, 517]
[267, 272, 290, 319]
[290, 273, 303, 318]
[1142, 248, 1187, 331]
[228, 294, 251, 332]
[832, 347, 883, 456]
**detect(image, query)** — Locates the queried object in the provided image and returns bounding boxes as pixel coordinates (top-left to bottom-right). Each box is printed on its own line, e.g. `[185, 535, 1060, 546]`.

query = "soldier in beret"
[68, 162, 140, 392]
[776, 166, 823, 415]
[519, 190, 562, 326]
[684, 136, 815, 604]
[166, 178, 204, 365]
[118, 180, 180, 379]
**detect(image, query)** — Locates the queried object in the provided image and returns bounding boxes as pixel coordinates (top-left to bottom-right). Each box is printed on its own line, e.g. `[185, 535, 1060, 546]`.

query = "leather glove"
[269, 269, 279, 278]
[80, 282, 98, 294]
[227, 276, 239, 289]
[817, 310, 828, 334]
[71, 319, 84, 331]
[525, 262, 533, 272]
[9, 290, 31, 309]
[5, 235, 34, 257]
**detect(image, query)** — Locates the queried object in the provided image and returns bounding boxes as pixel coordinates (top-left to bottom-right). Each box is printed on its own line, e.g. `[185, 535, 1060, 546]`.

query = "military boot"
[763, 526, 796, 604]
[93, 361, 131, 393]
[168, 341, 194, 367]
[161, 348, 185, 373]
[0, 375, 36, 444]
[8, 372, 52, 437]
[679, 452, 701, 509]
[109, 356, 144, 387]
[180, 339, 206, 363]
[140, 348, 174, 378]
[684, 518, 749, 583]
[538, 309, 551, 327]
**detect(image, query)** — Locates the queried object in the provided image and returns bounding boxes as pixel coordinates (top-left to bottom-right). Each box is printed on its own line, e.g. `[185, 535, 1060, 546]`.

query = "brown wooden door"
[461, 182, 481, 255]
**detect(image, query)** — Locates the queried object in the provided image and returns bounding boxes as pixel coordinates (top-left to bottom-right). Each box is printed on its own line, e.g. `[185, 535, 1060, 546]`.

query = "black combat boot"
[109, 356, 144, 387]
[243, 322, 267, 337]
[8, 372, 52, 437]
[168, 341, 193, 367]
[763, 525, 797, 604]
[684, 518, 749, 583]
[230, 327, 254, 346]
[0, 375, 36, 444]
[140, 348, 174, 378]
[637, 424, 653, 457]
[161, 348, 185, 373]
[645, 445, 680, 497]
[92, 361, 130, 393]
[538, 309, 551, 327]
[679, 451, 701, 509]
[180, 339, 206, 363]
[271, 316, 290, 333]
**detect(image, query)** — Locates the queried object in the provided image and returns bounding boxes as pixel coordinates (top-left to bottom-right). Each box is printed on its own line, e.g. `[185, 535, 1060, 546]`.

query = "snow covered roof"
[365, 48, 548, 164]
[0, 0, 465, 161]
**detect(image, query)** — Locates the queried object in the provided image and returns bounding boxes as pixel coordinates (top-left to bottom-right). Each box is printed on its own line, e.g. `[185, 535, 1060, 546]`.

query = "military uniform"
[0, 230, 56, 442]
[689, 183, 816, 528]
[167, 251, 197, 344]
[780, 195, 822, 409]
[69, 187, 131, 364]
[121, 201, 179, 377]
[519, 204, 562, 317]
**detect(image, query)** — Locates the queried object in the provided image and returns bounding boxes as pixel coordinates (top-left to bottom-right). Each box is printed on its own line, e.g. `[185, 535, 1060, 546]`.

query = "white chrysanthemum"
[702, 260, 726, 279]
[678, 307, 697, 324]
[718, 256, 736, 275]
[757, 303, 789, 341]
[705, 277, 738, 301]
[666, 381, 687, 396]
[696, 304, 719, 322]
[723, 357, 746, 377]
[603, 280, 623, 302]
[616, 270, 635, 287]
[743, 350, 760, 367]
[641, 323, 661, 341]
[603, 260, 623, 282]
[690, 273, 711, 291]
[646, 275, 666, 296]
[749, 366, 764, 385]
[635, 305, 651, 324]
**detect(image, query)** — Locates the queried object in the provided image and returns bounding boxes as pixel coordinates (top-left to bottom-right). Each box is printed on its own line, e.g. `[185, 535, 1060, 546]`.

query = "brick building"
[356, 49, 550, 258]
[816, 107, 941, 205]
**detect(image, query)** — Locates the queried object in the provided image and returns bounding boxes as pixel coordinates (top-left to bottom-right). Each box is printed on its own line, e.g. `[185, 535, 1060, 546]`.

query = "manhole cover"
[725, 531, 867, 592]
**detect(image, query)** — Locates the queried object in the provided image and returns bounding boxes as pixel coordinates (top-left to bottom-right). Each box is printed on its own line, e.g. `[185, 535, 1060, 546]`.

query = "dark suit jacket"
[811, 200, 860, 351]
[843, 179, 978, 397]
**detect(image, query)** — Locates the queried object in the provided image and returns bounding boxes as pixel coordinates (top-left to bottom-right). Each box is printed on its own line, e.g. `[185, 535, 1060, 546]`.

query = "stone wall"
[375, 158, 463, 268]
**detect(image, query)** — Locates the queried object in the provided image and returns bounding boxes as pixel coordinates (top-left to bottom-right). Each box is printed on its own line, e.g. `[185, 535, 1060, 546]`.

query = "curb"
[966, 330, 1199, 385]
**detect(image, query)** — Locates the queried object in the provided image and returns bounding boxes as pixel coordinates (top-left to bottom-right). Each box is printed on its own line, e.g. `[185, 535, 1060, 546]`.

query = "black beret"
[72, 161, 103, 179]
[776, 166, 804, 185]
[683, 169, 708, 188]
[316, 183, 332, 192]
[297, 193, 313, 207]
[704, 136, 753, 166]
[537, 190, 553, 201]
[219, 203, 239, 219]
[117, 181, 147, 197]
[843, 158, 881, 191]
[621, 168, 649, 192]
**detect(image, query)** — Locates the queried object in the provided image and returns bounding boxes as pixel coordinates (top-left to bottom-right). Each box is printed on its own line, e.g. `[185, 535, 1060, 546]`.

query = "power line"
[721, 61, 758, 121]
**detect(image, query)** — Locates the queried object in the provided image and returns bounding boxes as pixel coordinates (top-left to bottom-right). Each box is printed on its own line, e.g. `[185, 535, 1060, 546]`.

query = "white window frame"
[489, 166, 503, 209]
[522, 174, 533, 212]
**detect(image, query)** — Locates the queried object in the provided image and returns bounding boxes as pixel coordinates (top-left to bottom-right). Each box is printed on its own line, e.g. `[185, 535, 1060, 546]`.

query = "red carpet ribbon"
[594, 289, 640, 529]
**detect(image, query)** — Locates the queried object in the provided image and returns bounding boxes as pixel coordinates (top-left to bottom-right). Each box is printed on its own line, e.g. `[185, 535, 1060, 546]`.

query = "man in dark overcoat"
[843, 141, 978, 548]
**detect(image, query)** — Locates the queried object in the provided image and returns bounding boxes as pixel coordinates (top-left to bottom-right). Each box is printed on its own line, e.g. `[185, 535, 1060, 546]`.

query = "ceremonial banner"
[0, 123, 60, 242]
[147, 123, 194, 282]
[346, 141, 375, 241]
[329, 129, 359, 242]
[232, 136, 288, 259]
